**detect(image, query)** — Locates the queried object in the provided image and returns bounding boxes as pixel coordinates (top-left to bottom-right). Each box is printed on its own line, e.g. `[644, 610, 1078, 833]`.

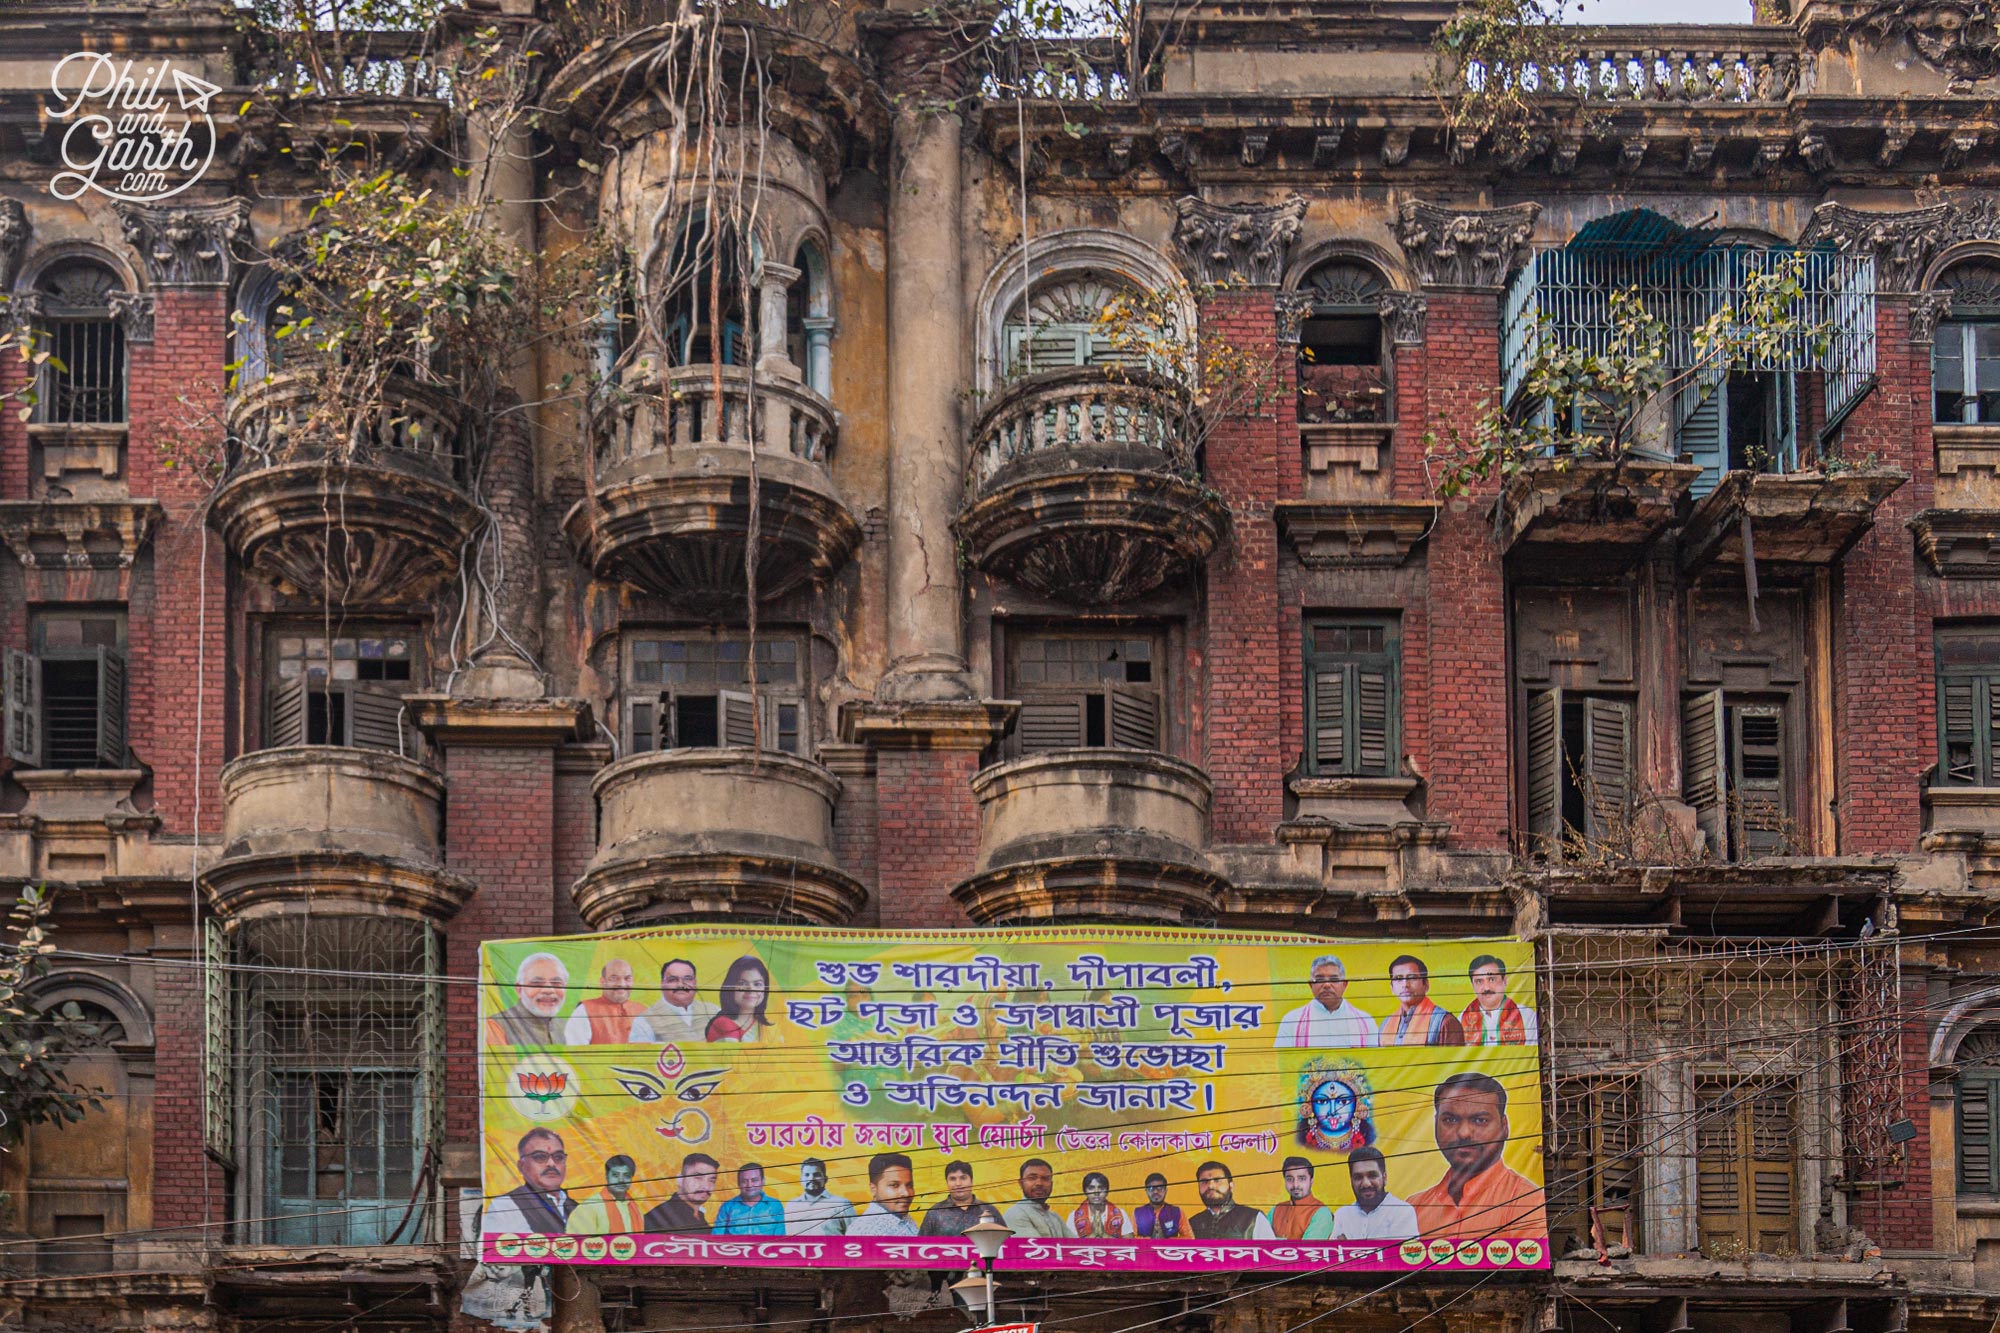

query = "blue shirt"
[713, 1196, 787, 1235]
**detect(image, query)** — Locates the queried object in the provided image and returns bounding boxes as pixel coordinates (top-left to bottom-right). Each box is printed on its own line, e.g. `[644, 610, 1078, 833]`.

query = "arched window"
[787, 240, 832, 396]
[1934, 260, 2000, 424]
[660, 215, 753, 368]
[1296, 259, 1389, 424]
[32, 260, 126, 425]
[1960, 1023, 2000, 1196]
[1000, 272, 1151, 379]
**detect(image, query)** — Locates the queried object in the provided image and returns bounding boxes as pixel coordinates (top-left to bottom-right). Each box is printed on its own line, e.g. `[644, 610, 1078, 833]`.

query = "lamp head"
[963, 1217, 1012, 1263]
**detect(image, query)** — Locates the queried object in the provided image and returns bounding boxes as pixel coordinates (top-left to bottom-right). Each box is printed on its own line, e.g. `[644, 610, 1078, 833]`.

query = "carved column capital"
[1273, 291, 1314, 345]
[1801, 197, 2000, 292]
[1172, 194, 1306, 287]
[1378, 291, 1429, 346]
[0, 199, 28, 295]
[108, 289, 155, 344]
[1909, 289, 1954, 345]
[1394, 200, 1540, 293]
[117, 198, 252, 289]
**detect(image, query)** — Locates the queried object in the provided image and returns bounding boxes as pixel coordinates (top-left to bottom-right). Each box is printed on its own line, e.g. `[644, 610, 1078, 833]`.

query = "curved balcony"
[953, 750, 1226, 925]
[212, 372, 483, 602]
[957, 368, 1229, 605]
[573, 748, 866, 928]
[203, 747, 472, 924]
[566, 363, 862, 615]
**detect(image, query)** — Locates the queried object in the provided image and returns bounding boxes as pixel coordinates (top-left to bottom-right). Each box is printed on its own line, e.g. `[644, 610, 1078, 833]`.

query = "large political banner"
[478, 927, 1549, 1274]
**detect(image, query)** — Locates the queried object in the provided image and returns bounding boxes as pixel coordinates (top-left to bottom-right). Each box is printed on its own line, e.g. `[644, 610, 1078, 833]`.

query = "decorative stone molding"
[1395, 201, 1540, 292]
[1274, 291, 1314, 345]
[1277, 500, 1438, 568]
[1911, 508, 2000, 576]
[107, 289, 153, 343]
[1172, 194, 1307, 287]
[1803, 197, 2000, 291]
[117, 199, 251, 289]
[0, 500, 162, 601]
[1910, 290, 1954, 345]
[1378, 291, 1428, 345]
[1816, 0, 2000, 86]
[0, 199, 27, 294]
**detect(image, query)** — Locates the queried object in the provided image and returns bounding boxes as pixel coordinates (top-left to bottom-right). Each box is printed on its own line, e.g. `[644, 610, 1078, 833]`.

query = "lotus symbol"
[518, 1070, 568, 1104]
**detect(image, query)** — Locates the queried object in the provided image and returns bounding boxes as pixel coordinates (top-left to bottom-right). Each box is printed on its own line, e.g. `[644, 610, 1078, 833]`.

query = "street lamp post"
[949, 1218, 1012, 1326]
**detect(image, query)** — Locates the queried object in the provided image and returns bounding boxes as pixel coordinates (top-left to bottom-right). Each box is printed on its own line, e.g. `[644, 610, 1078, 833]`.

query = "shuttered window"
[1305, 619, 1398, 777]
[1548, 1074, 1643, 1256]
[1694, 1077, 1797, 1255]
[1006, 632, 1163, 756]
[625, 633, 806, 755]
[1524, 690, 1632, 856]
[1937, 628, 2000, 787]
[32, 262, 127, 426]
[4, 611, 128, 770]
[1959, 1027, 2000, 1196]
[1683, 693, 1794, 860]
[265, 630, 418, 756]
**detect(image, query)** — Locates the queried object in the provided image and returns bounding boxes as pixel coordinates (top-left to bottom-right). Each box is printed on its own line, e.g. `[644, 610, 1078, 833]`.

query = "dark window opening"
[41, 659, 104, 768]
[1301, 315, 1381, 366]
[625, 633, 807, 755]
[266, 631, 419, 755]
[1006, 632, 1164, 757]
[1525, 689, 1632, 856]
[6, 611, 128, 770]
[675, 694, 720, 747]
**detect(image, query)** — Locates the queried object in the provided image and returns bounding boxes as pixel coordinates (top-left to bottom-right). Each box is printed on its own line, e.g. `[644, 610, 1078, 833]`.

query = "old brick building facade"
[3, 1, 2000, 1331]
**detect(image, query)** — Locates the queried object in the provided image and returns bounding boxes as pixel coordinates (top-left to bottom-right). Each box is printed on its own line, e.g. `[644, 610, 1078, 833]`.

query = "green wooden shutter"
[1940, 673, 1983, 785]
[1677, 371, 1727, 498]
[1748, 1084, 1797, 1253]
[1525, 687, 1563, 853]
[1017, 695, 1086, 753]
[1583, 696, 1632, 841]
[1356, 665, 1392, 775]
[1961, 1073, 1998, 1195]
[1988, 682, 2000, 790]
[95, 646, 127, 767]
[1731, 705, 1788, 857]
[628, 694, 659, 753]
[1107, 685, 1160, 750]
[203, 917, 233, 1161]
[5, 646, 41, 767]
[1769, 373, 1798, 473]
[1311, 664, 1351, 774]
[1683, 690, 1729, 857]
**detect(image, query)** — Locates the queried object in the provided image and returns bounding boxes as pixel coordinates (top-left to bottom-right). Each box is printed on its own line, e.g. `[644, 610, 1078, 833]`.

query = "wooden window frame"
[1693, 1075, 1799, 1256]
[1523, 689, 1633, 857]
[1683, 691, 1797, 860]
[1936, 626, 2000, 788]
[622, 631, 809, 757]
[1548, 1073, 1643, 1256]
[1303, 616, 1400, 778]
[1960, 1064, 2000, 1197]
[262, 626, 420, 755]
[4, 609, 128, 770]
[999, 626, 1168, 759]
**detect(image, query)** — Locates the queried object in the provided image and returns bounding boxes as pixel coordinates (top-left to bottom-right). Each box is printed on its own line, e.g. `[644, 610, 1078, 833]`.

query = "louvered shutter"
[1525, 688, 1563, 854]
[1583, 696, 1633, 841]
[4, 646, 41, 767]
[1940, 674, 1983, 785]
[1107, 686, 1160, 751]
[1683, 690, 1729, 857]
[1747, 1085, 1797, 1253]
[1987, 684, 2000, 791]
[266, 673, 311, 748]
[1677, 371, 1727, 499]
[628, 694, 659, 753]
[1731, 705, 1788, 857]
[349, 685, 406, 756]
[1769, 373, 1798, 473]
[1356, 665, 1392, 776]
[1311, 664, 1351, 774]
[95, 646, 127, 767]
[1961, 1074, 1997, 1195]
[719, 688, 758, 749]
[1694, 1080, 1742, 1252]
[1005, 323, 1095, 374]
[1017, 695, 1087, 753]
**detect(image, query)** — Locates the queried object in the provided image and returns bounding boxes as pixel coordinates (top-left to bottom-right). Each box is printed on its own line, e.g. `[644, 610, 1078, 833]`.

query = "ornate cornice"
[117, 199, 252, 289]
[1802, 197, 2000, 291]
[1172, 194, 1306, 287]
[1395, 201, 1540, 292]
[1812, 0, 2000, 87]
[1378, 291, 1429, 345]
[0, 199, 27, 294]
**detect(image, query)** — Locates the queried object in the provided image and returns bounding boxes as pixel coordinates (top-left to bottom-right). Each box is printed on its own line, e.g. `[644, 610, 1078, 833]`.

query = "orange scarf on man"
[1460, 998, 1527, 1046]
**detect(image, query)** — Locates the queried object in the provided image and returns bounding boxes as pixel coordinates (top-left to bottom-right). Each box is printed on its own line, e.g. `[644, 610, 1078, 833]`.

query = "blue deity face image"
[1310, 1078, 1358, 1139]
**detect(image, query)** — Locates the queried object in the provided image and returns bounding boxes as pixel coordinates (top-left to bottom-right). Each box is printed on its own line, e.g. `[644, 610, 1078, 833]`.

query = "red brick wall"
[128, 289, 229, 835]
[148, 955, 228, 1236]
[1199, 290, 1285, 842]
[551, 748, 601, 938]
[1856, 974, 1936, 1251]
[1833, 300, 1932, 852]
[1412, 292, 1510, 848]
[441, 744, 559, 1144]
[872, 746, 978, 928]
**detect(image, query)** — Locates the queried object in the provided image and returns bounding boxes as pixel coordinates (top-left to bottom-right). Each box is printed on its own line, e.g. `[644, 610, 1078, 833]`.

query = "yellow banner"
[479, 926, 1548, 1273]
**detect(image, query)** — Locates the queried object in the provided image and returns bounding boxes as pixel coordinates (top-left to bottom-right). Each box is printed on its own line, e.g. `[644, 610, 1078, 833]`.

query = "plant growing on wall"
[0, 886, 105, 1164]
[1430, 0, 1591, 159]
[1425, 254, 1831, 499]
